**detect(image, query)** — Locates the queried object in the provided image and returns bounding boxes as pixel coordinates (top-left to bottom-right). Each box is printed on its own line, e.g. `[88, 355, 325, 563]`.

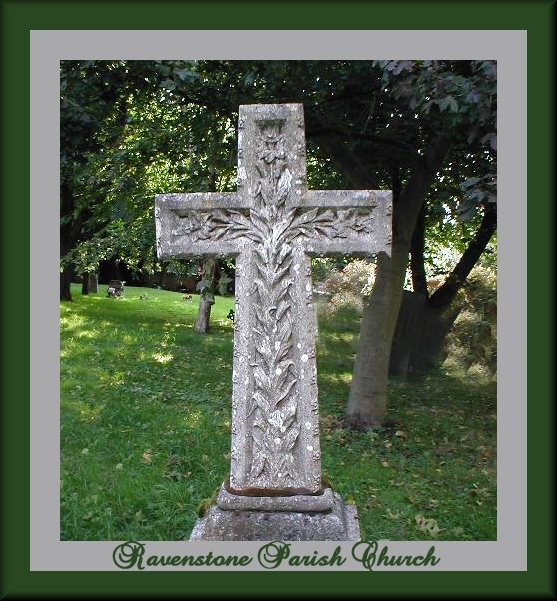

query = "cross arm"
[293, 189, 392, 257]
[155, 192, 247, 260]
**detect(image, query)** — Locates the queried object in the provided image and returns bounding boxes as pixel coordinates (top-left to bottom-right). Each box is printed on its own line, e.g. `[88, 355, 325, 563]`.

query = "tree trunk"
[194, 259, 217, 334]
[389, 292, 461, 377]
[391, 203, 497, 377]
[80, 272, 98, 295]
[60, 178, 87, 302]
[345, 135, 452, 428]
[389, 291, 426, 377]
[345, 249, 408, 428]
[60, 180, 75, 302]
[195, 296, 215, 333]
[429, 203, 497, 309]
[410, 205, 428, 296]
[60, 267, 74, 302]
[88, 273, 98, 293]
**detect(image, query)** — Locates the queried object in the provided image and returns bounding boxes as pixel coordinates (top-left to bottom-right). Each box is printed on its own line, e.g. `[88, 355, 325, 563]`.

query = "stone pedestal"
[189, 484, 361, 541]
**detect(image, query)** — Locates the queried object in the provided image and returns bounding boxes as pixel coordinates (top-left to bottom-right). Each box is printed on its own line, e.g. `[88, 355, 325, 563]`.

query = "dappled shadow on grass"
[62, 286, 233, 332]
[325, 371, 496, 540]
[61, 286, 234, 382]
[61, 286, 497, 541]
[314, 301, 497, 541]
[315, 303, 361, 402]
[60, 285, 235, 540]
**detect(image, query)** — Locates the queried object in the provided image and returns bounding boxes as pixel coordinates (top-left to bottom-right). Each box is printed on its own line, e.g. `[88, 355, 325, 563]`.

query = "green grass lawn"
[60, 284, 496, 541]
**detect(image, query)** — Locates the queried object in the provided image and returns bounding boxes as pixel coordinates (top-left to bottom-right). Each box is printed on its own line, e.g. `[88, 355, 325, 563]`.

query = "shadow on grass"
[61, 286, 497, 541]
[314, 303, 497, 542]
[60, 285, 235, 540]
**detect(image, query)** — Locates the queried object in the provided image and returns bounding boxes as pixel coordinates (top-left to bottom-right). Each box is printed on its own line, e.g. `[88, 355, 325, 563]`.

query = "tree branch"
[306, 120, 418, 163]
[410, 204, 428, 296]
[429, 203, 497, 309]
[395, 134, 453, 244]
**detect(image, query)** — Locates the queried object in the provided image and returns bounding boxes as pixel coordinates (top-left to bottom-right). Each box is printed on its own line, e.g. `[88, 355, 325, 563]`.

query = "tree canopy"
[60, 59, 496, 426]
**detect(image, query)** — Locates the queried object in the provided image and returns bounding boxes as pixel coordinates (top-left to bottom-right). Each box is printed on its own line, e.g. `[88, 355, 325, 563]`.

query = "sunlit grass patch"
[60, 284, 496, 541]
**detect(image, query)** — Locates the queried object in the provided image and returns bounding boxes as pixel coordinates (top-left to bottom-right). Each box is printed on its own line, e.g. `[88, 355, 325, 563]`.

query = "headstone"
[155, 103, 392, 540]
[88, 273, 98, 294]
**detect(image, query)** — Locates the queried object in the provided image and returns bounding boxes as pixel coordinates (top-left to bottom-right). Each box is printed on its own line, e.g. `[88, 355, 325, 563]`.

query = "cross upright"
[156, 103, 391, 504]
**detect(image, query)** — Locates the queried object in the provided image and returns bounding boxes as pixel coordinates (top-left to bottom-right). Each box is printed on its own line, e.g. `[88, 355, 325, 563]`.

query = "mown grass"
[60, 284, 496, 541]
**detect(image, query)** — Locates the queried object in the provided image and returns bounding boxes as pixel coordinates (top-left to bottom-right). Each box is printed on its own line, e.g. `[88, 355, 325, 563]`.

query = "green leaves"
[458, 173, 497, 222]
[174, 67, 197, 83]
[376, 59, 496, 147]
[437, 95, 459, 113]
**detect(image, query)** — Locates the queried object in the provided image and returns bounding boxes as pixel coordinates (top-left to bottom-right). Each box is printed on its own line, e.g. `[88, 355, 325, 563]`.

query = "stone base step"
[189, 487, 360, 541]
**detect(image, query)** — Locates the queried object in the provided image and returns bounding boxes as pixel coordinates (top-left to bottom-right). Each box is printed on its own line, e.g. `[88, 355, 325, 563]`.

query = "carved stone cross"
[156, 103, 391, 539]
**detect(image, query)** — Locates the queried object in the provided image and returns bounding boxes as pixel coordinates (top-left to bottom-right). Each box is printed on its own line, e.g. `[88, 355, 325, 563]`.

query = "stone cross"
[156, 103, 391, 539]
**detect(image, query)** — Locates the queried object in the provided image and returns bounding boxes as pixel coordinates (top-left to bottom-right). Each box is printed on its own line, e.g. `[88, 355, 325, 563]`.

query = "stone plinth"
[190, 484, 360, 541]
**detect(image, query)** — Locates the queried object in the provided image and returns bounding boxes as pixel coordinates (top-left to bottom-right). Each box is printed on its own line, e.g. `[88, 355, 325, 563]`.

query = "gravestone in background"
[88, 273, 98, 293]
[155, 103, 392, 540]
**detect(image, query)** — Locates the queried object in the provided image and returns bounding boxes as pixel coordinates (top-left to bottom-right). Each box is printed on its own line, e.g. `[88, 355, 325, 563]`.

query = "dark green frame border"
[2, 0, 553, 597]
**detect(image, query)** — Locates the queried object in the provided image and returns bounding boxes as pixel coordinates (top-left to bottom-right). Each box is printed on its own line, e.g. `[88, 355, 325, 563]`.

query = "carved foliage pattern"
[246, 119, 301, 485]
[174, 118, 375, 486]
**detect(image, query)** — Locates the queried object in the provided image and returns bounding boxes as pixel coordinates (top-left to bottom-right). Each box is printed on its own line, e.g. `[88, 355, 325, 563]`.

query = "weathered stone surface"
[155, 103, 392, 540]
[189, 488, 361, 541]
[216, 482, 334, 512]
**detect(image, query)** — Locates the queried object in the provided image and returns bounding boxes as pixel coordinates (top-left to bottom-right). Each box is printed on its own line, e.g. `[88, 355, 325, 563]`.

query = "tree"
[196, 61, 495, 426]
[60, 61, 239, 302]
[388, 165, 496, 378]
[192, 259, 232, 333]
[343, 60, 496, 427]
[60, 60, 162, 300]
[61, 60, 497, 429]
